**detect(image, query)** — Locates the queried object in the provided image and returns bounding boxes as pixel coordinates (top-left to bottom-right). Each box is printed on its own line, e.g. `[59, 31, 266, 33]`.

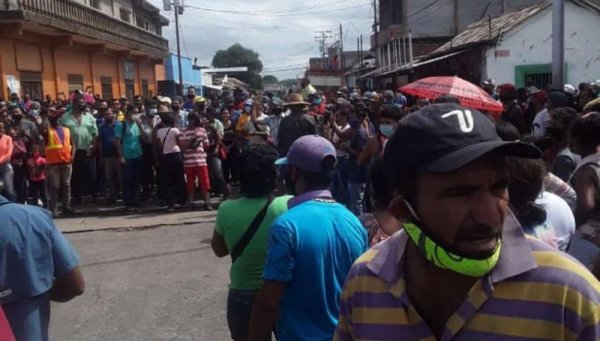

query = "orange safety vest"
[45, 127, 72, 164]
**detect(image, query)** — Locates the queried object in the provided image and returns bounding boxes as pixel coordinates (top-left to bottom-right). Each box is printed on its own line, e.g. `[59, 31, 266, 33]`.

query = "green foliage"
[262, 75, 279, 84]
[212, 43, 263, 89]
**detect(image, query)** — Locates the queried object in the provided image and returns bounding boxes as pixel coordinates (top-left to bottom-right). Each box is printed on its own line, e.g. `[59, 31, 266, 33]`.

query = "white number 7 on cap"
[441, 110, 474, 133]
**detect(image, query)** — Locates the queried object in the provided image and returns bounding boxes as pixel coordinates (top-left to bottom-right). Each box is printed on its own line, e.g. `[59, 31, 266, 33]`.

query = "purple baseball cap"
[275, 135, 336, 172]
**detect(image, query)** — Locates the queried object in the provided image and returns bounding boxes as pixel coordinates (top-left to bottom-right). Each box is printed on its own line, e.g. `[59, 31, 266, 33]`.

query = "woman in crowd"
[211, 144, 292, 341]
[7, 126, 28, 203]
[359, 160, 402, 247]
[179, 112, 211, 210]
[156, 113, 186, 211]
[506, 157, 559, 249]
[221, 109, 235, 184]
[568, 113, 600, 272]
[0, 122, 14, 201]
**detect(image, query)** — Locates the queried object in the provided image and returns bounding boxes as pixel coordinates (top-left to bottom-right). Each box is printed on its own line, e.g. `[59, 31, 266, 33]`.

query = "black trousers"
[160, 152, 186, 207]
[71, 150, 95, 199]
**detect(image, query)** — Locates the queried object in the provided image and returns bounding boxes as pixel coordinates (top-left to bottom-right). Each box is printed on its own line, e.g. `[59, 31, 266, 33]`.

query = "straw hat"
[284, 93, 308, 106]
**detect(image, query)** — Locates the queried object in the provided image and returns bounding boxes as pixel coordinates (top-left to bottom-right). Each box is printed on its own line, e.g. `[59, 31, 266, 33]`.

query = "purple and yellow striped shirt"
[335, 215, 600, 341]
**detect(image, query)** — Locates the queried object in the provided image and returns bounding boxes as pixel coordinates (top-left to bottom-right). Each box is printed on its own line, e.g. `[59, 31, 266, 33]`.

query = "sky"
[148, 0, 374, 80]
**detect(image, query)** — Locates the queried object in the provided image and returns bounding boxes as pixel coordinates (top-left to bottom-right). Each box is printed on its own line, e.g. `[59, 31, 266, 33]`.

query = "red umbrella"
[399, 76, 503, 115]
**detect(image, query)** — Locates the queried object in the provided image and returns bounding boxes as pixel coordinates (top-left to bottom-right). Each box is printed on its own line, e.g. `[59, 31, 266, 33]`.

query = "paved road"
[50, 222, 232, 341]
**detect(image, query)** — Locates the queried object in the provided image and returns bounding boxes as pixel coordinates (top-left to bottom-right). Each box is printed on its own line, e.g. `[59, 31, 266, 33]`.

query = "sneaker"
[204, 203, 213, 211]
[167, 206, 175, 212]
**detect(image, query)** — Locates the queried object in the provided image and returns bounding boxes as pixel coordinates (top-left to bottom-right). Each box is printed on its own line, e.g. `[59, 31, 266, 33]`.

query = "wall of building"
[484, 2, 600, 86]
[400, 0, 540, 38]
[0, 35, 158, 100]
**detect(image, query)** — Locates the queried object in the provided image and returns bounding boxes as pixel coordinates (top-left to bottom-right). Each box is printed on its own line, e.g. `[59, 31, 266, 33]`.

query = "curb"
[61, 217, 217, 234]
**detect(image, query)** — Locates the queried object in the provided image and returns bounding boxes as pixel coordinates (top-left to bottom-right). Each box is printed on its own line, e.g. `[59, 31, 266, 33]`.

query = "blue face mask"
[379, 124, 395, 138]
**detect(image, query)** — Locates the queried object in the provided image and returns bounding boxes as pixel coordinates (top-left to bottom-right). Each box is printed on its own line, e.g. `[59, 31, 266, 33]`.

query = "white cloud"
[150, 0, 373, 79]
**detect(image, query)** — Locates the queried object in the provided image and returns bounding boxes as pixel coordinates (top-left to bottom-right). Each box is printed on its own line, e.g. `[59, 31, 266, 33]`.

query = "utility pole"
[339, 24, 344, 71]
[372, 0, 379, 69]
[552, 0, 565, 88]
[315, 30, 333, 68]
[164, 0, 185, 96]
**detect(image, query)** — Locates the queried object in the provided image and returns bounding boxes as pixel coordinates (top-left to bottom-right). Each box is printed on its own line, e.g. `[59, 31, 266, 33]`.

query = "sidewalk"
[56, 209, 218, 234]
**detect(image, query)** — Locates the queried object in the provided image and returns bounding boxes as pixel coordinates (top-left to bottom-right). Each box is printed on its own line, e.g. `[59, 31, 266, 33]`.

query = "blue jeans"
[227, 289, 271, 341]
[349, 182, 366, 216]
[0, 163, 15, 201]
[122, 157, 142, 207]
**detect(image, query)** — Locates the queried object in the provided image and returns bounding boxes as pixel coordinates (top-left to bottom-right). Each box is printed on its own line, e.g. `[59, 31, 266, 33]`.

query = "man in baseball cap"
[335, 103, 600, 341]
[250, 135, 367, 341]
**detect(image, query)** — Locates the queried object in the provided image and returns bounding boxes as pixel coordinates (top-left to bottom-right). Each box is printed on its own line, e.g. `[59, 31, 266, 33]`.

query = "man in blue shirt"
[0, 196, 84, 340]
[249, 135, 368, 341]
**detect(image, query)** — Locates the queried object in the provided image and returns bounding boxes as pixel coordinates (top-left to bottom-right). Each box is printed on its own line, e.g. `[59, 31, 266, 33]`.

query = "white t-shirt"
[536, 191, 576, 252]
[532, 108, 550, 137]
[157, 127, 181, 155]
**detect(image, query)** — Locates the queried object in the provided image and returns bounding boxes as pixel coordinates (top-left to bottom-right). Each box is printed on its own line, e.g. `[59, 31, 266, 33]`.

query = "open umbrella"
[400, 76, 503, 114]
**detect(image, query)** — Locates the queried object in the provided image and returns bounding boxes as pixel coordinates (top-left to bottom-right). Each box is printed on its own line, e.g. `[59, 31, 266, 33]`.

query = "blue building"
[164, 53, 203, 96]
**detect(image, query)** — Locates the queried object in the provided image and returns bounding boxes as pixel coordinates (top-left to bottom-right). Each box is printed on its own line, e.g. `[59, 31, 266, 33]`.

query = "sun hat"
[283, 93, 308, 106]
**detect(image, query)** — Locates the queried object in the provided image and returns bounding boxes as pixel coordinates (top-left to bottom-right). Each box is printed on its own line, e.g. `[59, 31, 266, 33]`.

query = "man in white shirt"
[531, 91, 549, 137]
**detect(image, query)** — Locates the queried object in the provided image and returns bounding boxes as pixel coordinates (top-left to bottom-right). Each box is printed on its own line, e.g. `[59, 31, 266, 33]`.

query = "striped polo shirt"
[335, 214, 600, 341]
[180, 127, 208, 167]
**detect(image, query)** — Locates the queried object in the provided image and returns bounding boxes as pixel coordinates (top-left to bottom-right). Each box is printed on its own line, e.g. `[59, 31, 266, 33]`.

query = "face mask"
[244, 105, 252, 113]
[379, 124, 395, 138]
[148, 108, 158, 116]
[403, 200, 502, 277]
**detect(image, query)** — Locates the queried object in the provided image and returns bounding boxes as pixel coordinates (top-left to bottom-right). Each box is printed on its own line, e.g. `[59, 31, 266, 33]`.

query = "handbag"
[230, 196, 274, 263]
[218, 143, 228, 161]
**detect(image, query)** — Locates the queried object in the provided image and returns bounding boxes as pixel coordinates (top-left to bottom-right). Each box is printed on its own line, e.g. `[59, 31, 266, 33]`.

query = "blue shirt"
[99, 122, 117, 158]
[115, 121, 142, 160]
[263, 192, 368, 340]
[0, 196, 80, 341]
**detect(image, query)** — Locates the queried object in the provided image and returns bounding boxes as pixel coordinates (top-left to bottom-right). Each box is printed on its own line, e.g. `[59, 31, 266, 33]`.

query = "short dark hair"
[239, 144, 279, 197]
[506, 157, 547, 228]
[496, 121, 521, 141]
[160, 112, 176, 126]
[187, 112, 200, 125]
[380, 105, 403, 121]
[297, 156, 336, 190]
[570, 113, 600, 153]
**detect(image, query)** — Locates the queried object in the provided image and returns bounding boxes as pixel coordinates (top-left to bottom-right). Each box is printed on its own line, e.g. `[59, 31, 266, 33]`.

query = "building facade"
[414, 0, 600, 89]
[0, 0, 169, 101]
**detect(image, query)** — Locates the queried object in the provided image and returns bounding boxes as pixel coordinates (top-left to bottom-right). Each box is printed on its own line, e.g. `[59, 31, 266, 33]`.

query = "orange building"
[0, 0, 169, 101]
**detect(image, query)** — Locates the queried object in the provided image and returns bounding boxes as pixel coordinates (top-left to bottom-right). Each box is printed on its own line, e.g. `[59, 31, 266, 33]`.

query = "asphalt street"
[50, 222, 232, 341]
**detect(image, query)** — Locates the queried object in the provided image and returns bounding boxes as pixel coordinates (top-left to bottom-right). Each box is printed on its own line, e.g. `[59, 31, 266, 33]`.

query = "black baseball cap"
[384, 103, 541, 173]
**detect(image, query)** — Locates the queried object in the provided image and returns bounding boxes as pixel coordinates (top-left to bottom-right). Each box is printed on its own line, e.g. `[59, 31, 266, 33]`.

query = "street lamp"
[163, 0, 185, 96]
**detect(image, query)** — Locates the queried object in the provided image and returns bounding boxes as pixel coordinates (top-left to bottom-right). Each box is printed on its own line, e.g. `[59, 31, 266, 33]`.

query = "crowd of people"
[2, 75, 600, 340]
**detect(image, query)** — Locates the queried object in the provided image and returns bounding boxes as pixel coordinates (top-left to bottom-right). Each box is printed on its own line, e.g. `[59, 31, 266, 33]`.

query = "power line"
[184, 2, 370, 17]
[406, 0, 445, 18]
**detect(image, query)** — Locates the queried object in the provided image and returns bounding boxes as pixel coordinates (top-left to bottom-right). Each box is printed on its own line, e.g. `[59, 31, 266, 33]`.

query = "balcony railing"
[2, 0, 168, 57]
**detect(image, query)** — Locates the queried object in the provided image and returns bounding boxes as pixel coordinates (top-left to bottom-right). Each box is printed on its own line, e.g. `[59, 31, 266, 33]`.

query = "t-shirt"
[0, 196, 79, 341]
[536, 191, 575, 252]
[532, 108, 550, 137]
[277, 114, 318, 155]
[263, 200, 368, 340]
[180, 128, 208, 167]
[59, 111, 99, 151]
[99, 122, 117, 158]
[215, 196, 292, 290]
[115, 121, 142, 160]
[156, 127, 181, 155]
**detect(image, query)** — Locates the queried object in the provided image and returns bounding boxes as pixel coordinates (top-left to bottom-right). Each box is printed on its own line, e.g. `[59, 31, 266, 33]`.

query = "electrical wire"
[184, 2, 370, 17]
[406, 0, 445, 18]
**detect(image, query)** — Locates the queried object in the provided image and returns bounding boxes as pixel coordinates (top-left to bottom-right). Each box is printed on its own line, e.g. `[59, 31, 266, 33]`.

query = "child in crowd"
[26, 144, 47, 208]
[179, 112, 212, 210]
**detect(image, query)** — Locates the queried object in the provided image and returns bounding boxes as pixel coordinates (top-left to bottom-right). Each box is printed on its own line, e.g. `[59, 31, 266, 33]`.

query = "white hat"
[156, 96, 172, 105]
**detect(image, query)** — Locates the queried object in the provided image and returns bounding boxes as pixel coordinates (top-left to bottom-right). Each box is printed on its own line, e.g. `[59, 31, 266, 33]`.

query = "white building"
[413, 0, 600, 89]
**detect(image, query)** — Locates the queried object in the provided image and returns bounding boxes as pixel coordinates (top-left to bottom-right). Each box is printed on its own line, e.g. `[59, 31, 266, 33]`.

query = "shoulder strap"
[161, 128, 172, 154]
[230, 196, 274, 263]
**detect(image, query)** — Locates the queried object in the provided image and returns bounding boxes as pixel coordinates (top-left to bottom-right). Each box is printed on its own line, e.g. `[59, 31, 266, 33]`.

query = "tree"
[280, 79, 298, 88]
[212, 43, 263, 89]
[262, 75, 278, 85]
